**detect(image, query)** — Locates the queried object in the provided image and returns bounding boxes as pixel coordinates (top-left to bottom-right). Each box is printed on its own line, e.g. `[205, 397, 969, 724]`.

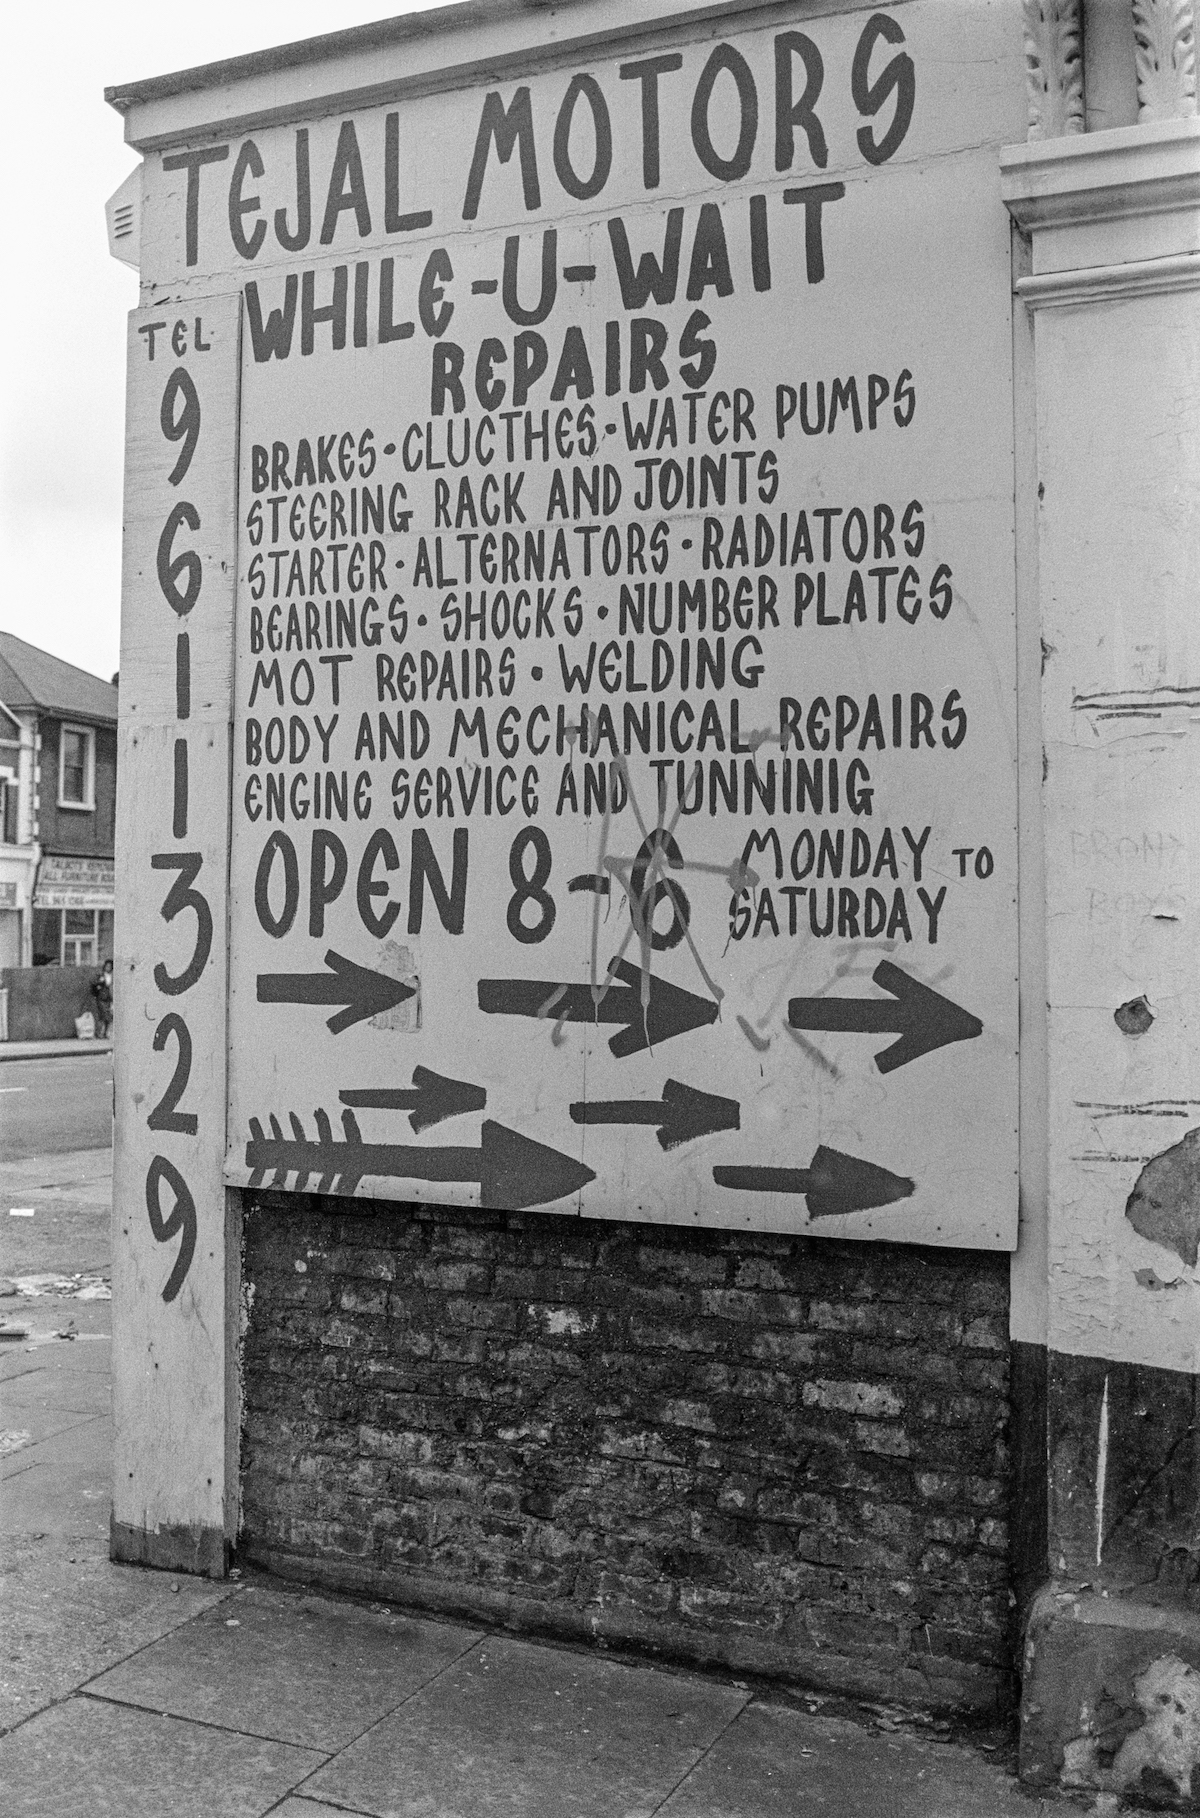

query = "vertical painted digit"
[160, 366, 202, 485]
[173, 738, 188, 838]
[176, 633, 191, 718]
[150, 852, 213, 994]
[147, 1014, 199, 1135]
[144, 1155, 197, 1303]
[156, 502, 203, 614]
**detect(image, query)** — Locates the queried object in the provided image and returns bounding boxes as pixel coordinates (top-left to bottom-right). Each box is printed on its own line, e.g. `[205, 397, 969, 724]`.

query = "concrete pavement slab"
[304, 1633, 749, 1818]
[2, 1334, 109, 1427]
[0, 1694, 321, 1817]
[0, 1535, 228, 1733]
[2, 1349, 110, 1420]
[1, 1289, 111, 1539]
[88, 1584, 483, 1752]
[1, 1147, 112, 1283]
[273, 1803, 378, 1818]
[273, 1802, 379, 1818]
[657, 1702, 1044, 1818]
[1, 1408, 111, 1536]
[0, 1401, 97, 1452]
[0, 1255, 233, 1740]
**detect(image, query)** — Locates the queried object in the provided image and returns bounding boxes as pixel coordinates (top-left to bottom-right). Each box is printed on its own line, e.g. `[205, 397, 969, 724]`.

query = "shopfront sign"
[35, 855, 116, 910]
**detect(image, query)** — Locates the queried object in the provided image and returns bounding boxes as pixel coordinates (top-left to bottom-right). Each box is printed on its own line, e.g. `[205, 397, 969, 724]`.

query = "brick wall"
[240, 1193, 1013, 1714]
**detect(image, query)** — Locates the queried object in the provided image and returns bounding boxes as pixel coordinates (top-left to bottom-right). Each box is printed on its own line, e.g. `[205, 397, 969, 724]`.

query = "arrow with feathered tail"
[245, 1106, 594, 1210]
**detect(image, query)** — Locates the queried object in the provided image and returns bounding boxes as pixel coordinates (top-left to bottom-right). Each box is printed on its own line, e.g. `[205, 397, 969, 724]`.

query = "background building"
[0, 631, 118, 972]
[0, 682, 37, 971]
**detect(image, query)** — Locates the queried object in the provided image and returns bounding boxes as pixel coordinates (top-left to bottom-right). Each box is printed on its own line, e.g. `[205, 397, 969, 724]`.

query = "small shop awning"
[34, 855, 115, 910]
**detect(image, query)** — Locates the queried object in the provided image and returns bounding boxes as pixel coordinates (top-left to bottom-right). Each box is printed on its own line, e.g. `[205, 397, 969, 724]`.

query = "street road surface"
[0, 1055, 113, 1164]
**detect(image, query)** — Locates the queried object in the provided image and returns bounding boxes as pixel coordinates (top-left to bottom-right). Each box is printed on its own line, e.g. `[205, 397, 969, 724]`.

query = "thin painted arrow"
[478, 957, 719, 1059]
[245, 1107, 594, 1210]
[788, 960, 982, 1074]
[713, 1145, 915, 1217]
[256, 949, 416, 1035]
[570, 1078, 740, 1151]
[340, 1067, 486, 1134]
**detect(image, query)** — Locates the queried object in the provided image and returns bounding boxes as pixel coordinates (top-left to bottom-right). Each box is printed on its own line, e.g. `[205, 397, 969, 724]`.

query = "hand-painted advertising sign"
[144, 3, 1022, 1246]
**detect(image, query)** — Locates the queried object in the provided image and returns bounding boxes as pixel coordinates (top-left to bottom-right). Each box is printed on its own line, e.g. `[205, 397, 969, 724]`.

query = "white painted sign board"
[128, 1, 1024, 1256]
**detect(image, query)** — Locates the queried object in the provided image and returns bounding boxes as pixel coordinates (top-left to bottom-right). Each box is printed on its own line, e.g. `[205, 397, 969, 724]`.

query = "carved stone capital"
[1132, 0, 1198, 122]
[1024, 0, 1086, 139]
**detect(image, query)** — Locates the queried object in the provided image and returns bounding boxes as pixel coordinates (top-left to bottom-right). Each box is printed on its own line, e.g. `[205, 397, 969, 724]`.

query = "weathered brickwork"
[240, 1193, 1013, 1712]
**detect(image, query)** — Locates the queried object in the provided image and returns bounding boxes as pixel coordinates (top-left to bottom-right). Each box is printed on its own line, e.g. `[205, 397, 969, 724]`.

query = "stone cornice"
[1001, 114, 1200, 231]
[105, 0, 881, 152]
[1015, 247, 1200, 305]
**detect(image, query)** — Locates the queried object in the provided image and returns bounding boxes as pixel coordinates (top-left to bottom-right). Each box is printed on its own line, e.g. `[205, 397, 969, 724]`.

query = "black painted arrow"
[714, 1145, 915, 1217]
[478, 957, 719, 1059]
[787, 960, 982, 1074]
[257, 949, 416, 1035]
[340, 1067, 486, 1134]
[570, 1078, 740, 1152]
[245, 1107, 594, 1210]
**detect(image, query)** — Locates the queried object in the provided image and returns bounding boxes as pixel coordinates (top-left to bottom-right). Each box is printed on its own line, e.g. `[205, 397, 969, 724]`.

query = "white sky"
[1, 0, 457, 685]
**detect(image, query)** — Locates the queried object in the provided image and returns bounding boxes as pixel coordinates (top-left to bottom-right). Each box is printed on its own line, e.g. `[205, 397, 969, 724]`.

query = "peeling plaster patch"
[1112, 1655, 1200, 1801]
[1133, 1267, 1187, 1291]
[1126, 1128, 1200, 1267]
[370, 940, 420, 1031]
[1114, 995, 1155, 1036]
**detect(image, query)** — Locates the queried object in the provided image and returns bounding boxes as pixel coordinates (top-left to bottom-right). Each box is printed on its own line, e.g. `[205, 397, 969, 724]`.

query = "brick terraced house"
[0, 631, 118, 974]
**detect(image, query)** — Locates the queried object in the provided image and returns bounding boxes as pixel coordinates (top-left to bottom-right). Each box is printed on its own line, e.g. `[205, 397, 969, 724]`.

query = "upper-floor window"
[0, 774, 16, 845]
[59, 725, 95, 810]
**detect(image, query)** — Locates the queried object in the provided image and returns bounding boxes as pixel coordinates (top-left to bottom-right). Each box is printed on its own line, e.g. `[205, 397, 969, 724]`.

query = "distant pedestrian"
[92, 959, 114, 1039]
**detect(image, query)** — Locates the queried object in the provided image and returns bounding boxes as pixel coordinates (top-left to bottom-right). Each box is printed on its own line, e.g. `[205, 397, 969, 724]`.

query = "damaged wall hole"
[1114, 996, 1154, 1037]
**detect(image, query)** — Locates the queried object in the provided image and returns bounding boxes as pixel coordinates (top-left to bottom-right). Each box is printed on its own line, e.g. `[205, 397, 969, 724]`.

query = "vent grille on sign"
[105, 169, 141, 270]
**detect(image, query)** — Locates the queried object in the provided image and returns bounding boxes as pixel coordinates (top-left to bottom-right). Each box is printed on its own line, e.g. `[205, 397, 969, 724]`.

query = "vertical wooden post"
[111, 297, 241, 1574]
